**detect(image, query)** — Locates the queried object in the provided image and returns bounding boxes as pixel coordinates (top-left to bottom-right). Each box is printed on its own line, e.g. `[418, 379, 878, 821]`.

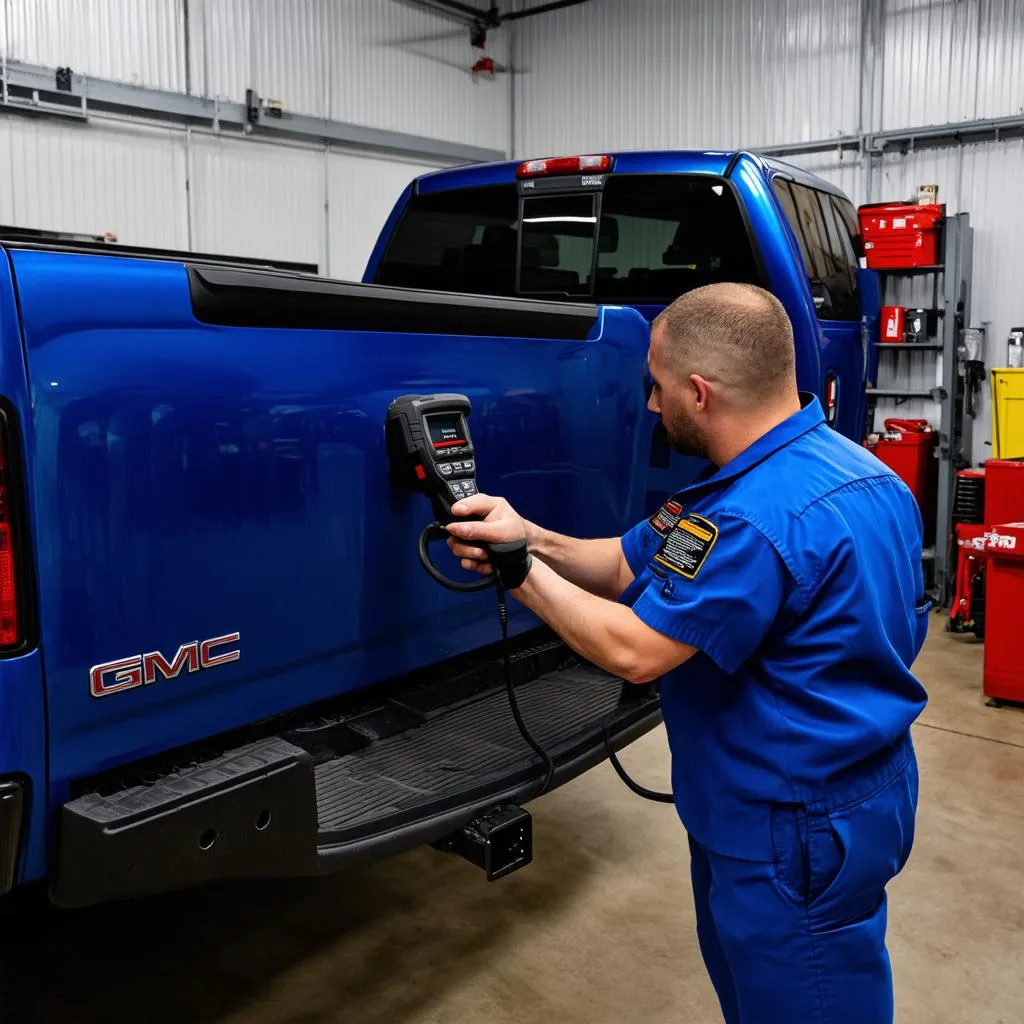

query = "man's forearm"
[523, 521, 632, 600]
[510, 558, 694, 683]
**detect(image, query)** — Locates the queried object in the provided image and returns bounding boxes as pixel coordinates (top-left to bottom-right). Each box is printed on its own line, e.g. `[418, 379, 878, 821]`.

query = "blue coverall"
[619, 393, 929, 1024]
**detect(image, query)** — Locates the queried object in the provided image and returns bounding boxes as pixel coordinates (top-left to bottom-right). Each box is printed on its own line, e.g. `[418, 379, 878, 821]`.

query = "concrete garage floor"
[2, 615, 1023, 1024]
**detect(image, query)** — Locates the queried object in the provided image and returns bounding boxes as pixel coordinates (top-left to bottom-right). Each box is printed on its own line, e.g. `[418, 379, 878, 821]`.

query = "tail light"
[0, 421, 21, 648]
[824, 372, 839, 427]
[516, 154, 613, 179]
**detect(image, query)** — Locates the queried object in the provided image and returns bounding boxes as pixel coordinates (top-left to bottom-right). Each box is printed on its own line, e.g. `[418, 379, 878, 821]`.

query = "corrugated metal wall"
[1, 0, 508, 277]
[512, 0, 1024, 464]
[0, 115, 190, 247]
[5, 0, 188, 91]
[513, 0, 863, 155]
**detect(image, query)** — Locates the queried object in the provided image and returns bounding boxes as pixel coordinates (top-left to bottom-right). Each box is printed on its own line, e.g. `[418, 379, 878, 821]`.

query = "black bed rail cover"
[187, 265, 600, 339]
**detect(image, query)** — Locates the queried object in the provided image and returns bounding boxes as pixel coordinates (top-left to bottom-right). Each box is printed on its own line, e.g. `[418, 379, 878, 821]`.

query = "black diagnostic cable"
[603, 725, 674, 803]
[419, 522, 555, 798]
[419, 522, 672, 804]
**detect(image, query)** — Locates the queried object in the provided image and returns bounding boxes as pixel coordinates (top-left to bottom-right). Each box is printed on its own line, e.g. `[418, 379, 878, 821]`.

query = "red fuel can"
[981, 522, 1024, 705]
[881, 306, 905, 342]
[864, 419, 938, 546]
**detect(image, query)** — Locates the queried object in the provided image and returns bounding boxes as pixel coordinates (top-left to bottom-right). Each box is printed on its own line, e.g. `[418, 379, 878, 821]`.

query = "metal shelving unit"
[864, 212, 975, 606]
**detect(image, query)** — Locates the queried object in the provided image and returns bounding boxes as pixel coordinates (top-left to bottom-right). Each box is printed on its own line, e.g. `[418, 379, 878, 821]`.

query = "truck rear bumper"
[50, 632, 662, 909]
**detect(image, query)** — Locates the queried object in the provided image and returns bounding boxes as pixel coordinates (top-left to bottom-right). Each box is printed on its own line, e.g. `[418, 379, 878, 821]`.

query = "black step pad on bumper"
[51, 640, 661, 908]
[316, 667, 627, 838]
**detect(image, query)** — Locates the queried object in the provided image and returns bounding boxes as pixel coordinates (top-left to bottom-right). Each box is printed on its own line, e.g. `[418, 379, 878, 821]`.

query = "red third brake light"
[0, 424, 20, 647]
[515, 154, 613, 179]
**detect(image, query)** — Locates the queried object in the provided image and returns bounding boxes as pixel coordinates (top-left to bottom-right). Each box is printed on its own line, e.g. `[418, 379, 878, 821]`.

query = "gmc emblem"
[89, 633, 241, 698]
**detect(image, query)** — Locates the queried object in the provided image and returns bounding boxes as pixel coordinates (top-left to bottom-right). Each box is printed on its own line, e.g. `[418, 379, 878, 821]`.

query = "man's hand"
[446, 492, 696, 682]
[445, 493, 527, 577]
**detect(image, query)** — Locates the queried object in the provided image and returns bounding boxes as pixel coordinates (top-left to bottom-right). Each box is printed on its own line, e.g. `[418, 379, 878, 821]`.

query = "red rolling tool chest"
[858, 202, 945, 269]
[864, 419, 938, 546]
[981, 521, 1024, 705]
[984, 459, 1024, 523]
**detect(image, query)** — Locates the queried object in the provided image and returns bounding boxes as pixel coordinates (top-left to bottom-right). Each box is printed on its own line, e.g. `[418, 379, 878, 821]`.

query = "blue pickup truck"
[0, 149, 877, 909]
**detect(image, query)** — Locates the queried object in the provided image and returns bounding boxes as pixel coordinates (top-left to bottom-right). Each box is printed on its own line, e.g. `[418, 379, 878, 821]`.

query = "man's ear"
[688, 373, 712, 409]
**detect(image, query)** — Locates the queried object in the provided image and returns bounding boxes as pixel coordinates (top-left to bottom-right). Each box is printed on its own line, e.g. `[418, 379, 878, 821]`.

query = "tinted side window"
[812, 190, 860, 320]
[773, 178, 860, 321]
[772, 179, 813, 278]
[831, 195, 864, 261]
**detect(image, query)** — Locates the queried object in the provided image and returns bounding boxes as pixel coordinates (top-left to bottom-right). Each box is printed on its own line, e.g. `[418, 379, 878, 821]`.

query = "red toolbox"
[864, 419, 938, 545]
[858, 202, 945, 269]
[981, 521, 1024, 705]
[983, 458, 1024, 524]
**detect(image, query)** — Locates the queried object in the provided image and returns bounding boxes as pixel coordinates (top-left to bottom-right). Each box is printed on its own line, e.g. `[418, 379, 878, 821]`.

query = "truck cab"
[365, 150, 878, 510]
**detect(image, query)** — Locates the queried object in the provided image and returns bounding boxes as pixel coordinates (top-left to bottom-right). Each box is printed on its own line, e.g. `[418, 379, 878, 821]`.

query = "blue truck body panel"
[4, 249, 652, 884]
[0, 146, 877, 902]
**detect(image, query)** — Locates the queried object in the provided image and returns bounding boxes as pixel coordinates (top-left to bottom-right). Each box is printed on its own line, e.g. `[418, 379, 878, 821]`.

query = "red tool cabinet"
[858, 202, 945, 269]
[981, 522, 1024, 705]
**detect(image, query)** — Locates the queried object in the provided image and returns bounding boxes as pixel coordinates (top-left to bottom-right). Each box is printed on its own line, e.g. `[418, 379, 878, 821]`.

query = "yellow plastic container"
[990, 368, 1024, 459]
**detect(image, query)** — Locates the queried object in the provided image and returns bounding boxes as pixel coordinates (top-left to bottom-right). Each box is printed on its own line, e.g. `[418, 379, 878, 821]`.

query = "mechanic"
[445, 282, 930, 1024]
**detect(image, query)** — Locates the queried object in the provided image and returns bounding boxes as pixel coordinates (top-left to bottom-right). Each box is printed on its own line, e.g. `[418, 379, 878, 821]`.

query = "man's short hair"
[652, 282, 797, 402]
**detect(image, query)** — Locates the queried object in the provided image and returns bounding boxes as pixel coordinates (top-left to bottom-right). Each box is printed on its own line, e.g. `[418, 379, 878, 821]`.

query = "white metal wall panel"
[0, 120, 13, 224]
[3, 116, 187, 247]
[189, 0, 326, 115]
[254, 0, 327, 118]
[188, 0, 253, 102]
[881, 0, 1024, 129]
[326, 151, 439, 282]
[188, 0, 509, 148]
[880, 0, 980, 129]
[190, 135, 324, 268]
[512, 0, 861, 157]
[328, 0, 510, 151]
[5, 0, 186, 92]
[974, 0, 1024, 121]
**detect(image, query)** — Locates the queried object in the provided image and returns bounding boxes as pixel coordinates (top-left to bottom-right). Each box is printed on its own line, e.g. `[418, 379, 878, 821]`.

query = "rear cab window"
[372, 173, 764, 307]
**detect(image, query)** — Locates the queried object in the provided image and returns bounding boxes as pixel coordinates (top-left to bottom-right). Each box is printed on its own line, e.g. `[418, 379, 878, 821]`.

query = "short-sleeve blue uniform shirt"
[619, 394, 930, 861]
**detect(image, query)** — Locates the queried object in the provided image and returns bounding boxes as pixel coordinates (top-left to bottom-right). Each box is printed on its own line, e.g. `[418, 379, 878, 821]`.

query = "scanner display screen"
[427, 414, 466, 450]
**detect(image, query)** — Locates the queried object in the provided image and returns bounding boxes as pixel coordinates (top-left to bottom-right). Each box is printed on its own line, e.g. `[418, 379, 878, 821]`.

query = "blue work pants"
[688, 741, 919, 1023]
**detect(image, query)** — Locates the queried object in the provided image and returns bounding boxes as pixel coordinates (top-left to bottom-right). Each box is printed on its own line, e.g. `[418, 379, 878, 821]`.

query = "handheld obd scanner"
[385, 393, 531, 592]
[385, 392, 670, 808]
